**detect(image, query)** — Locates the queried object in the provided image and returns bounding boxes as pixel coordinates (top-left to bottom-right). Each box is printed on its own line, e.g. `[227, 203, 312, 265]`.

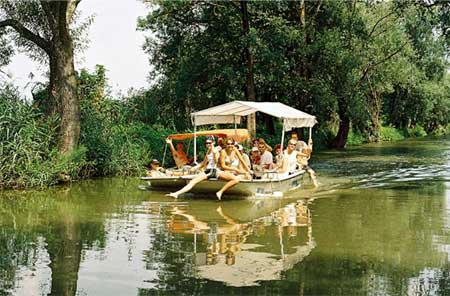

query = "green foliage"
[0, 67, 176, 189]
[405, 125, 427, 138]
[138, 1, 450, 148]
[78, 66, 174, 177]
[380, 126, 406, 142]
[0, 83, 89, 188]
[346, 130, 367, 146]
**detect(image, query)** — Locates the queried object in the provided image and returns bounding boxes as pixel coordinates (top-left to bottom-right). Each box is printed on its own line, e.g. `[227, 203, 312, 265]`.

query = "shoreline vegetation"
[2, 1, 450, 189]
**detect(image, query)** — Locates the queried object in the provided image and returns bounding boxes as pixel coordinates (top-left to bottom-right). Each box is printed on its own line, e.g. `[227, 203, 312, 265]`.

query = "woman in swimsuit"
[167, 137, 243, 200]
[219, 138, 252, 181]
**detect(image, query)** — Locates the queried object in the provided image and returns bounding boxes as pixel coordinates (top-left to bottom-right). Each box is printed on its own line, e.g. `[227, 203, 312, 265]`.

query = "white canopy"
[191, 101, 317, 131]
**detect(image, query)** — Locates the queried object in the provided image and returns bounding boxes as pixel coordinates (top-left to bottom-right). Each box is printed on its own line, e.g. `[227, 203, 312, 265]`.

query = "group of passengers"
[147, 131, 318, 199]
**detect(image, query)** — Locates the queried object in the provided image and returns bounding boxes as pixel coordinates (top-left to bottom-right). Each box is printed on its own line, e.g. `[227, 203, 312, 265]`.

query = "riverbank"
[2, 121, 448, 190]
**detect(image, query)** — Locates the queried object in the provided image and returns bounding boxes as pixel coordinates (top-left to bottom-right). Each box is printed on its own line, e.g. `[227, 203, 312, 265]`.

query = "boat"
[142, 101, 317, 198]
[142, 170, 305, 198]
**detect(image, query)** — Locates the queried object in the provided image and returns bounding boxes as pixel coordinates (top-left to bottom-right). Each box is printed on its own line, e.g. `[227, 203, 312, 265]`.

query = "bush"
[78, 66, 176, 177]
[1, 67, 183, 189]
[430, 124, 450, 136]
[405, 125, 427, 138]
[0, 83, 90, 188]
[380, 126, 406, 142]
[346, 129, 366, 146]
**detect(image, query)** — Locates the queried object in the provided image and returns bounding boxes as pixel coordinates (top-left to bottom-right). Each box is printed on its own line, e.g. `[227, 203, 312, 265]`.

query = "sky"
[1, 0, 151, 98]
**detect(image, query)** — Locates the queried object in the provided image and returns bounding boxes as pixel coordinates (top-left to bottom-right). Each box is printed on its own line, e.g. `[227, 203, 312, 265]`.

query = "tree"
[138, 0, 450, 148]
[240, 0, 256, 139]
[0, 0, 87, 153]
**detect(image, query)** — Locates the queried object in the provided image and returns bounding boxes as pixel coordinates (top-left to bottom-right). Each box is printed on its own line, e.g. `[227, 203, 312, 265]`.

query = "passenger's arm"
[262, 155, 273, 170]
[234, 147, 251, 173]
[277, 158, 288, 173]
[165, 138, 177, 155]
[200, 154, 209, 170]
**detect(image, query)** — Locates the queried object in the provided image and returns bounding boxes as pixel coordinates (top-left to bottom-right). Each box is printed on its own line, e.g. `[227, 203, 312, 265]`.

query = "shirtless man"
[166, 138, 193, 168]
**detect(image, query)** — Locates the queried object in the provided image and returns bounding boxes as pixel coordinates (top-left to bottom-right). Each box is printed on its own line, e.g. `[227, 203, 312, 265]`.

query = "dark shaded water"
[2, 136, 450, 295]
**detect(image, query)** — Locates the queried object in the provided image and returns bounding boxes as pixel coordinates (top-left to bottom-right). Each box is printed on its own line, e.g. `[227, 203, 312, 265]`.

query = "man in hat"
[147, 159, 166, 177]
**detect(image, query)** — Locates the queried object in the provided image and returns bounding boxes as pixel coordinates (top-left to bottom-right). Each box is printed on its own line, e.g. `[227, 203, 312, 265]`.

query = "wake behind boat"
[141, 101, 318, 199]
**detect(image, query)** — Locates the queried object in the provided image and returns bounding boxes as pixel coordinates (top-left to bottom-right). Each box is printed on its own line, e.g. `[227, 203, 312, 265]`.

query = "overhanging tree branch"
[357, 41, 408, 88]
[0, 19, 51, 54]
[367, 10, 397, 38]
[66, 0, 82, 24]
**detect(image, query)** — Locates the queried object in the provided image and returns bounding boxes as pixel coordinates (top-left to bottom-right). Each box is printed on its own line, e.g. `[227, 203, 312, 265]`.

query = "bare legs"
[167, 171, 240, 200]
[167, 173, 208, 198]
[216, 171, 239, 200]
[306, 167, 318, 188]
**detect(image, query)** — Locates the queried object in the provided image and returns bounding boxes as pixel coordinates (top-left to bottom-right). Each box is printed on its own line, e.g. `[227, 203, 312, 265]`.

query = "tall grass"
[0, 83, 87, 188]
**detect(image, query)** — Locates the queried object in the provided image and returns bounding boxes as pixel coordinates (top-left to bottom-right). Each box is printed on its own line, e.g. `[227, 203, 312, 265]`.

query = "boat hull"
[141, 171, 305, 198]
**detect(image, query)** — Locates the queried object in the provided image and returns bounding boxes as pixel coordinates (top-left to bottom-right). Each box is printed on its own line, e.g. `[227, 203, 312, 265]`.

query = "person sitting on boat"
[147, 159, 166, 177]
[276, 140, 300, 178]
[165, 138, 193, 169]
[290, 131, 318, 188]
[274, 144, 283, 168]
[251, 138, 259, 148]
[216, 137, 225, 152]
[250, 146, 260, 169]
[237, 144, 251, 169]
[219, 138, 252, 180]
[166, 136, 242, 200]
[258, 137, 273, 152]
[290, 130, 312, 157]
[258, 138, 274, 170]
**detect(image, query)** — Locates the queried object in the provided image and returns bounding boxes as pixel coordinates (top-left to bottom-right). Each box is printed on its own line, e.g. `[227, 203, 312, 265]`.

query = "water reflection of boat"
[159, 199, 315, 287]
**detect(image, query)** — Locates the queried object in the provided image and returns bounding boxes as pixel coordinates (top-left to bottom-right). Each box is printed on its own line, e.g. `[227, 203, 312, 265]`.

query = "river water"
[1, 136, 450, 295]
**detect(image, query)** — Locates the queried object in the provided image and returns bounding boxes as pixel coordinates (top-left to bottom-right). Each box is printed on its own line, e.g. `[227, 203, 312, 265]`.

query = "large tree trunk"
[330, 115, 350, 149]
[53, 13, 80, 154]
[240, 0, 256, 140]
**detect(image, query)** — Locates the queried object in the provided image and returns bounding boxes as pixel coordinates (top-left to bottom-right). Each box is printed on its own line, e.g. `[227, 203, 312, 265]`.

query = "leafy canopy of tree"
[138, 0, 450, 148]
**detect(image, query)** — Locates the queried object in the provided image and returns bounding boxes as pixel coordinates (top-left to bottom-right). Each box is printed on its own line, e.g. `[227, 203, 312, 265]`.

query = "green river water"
[1, 136, 450, 295]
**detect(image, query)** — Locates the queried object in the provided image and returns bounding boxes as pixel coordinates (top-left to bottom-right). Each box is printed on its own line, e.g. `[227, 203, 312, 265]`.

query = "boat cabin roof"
[191, 101, 317, 130]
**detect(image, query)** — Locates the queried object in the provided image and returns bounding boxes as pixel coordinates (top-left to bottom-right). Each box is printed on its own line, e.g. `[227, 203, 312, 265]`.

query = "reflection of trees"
[293, 183, 450, 295]
[0, 229, 37, 294]
[0, 178, 142, 296]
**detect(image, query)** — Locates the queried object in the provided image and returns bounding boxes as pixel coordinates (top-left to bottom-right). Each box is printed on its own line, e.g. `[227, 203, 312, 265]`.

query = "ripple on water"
[351, 163, 450, 190]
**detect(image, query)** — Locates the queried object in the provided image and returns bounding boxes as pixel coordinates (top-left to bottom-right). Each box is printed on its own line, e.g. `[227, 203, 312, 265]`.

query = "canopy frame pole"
[186, 138, 192, 158]
[233, 115, 237, 139]
[309, 127, 312, 142]
[162, 142, 168, 168]
[193, 116, 197, 164]
[280, 118, 286, 150]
